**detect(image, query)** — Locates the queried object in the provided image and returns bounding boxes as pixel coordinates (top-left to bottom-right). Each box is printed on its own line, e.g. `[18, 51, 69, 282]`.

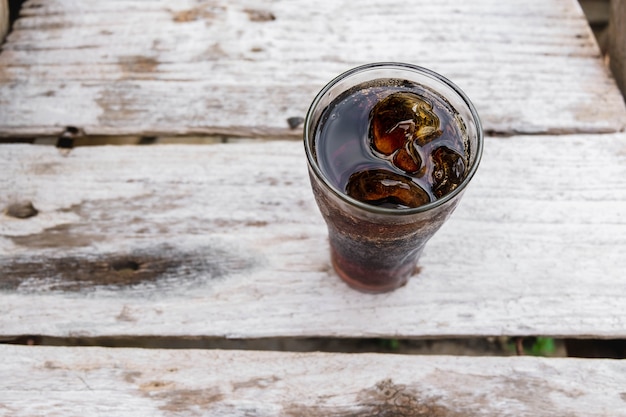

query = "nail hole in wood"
[287, 116, 304, 129]
[64, 126, 80, 135]
[111, 259, 141, 273]
[56, 126, 84, 149]
[139, 136, 158, 145]
[244, 9, 275, 22]
[5, 201, 38, 219]
[56, 137, 74, 148]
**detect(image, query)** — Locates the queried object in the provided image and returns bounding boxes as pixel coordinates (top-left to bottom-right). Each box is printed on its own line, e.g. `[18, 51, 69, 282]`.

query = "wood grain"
[0, 0, 624, 138]
[1, 135, 626, 339]
[1, 345, 625, 417]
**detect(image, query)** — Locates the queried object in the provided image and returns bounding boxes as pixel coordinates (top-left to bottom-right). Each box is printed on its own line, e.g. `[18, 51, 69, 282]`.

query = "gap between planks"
[0, 335, 562, 357]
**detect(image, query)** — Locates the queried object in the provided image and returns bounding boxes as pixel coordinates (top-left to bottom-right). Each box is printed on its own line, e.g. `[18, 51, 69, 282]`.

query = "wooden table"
[2, 0, 626, 415]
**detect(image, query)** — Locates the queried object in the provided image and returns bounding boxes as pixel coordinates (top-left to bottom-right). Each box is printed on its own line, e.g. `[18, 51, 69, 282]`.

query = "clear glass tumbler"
[304, 63, 483, 293]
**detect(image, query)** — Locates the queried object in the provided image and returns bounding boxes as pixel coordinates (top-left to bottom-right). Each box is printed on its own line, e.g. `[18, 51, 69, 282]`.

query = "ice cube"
[370, 92, 442, 150]
[369, 92, 441, 173]
[393, 146, 421, 175]
[345, 169, 430, 209]
[431, 146, 466, 198]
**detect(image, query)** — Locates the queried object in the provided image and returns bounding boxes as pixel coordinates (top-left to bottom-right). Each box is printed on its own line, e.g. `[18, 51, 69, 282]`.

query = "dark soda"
[309, 78, 472, 292]
[313, 79, 469, 209]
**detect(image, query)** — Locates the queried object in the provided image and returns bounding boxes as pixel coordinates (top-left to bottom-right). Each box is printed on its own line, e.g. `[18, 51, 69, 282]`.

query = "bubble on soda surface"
[431, 146, 466, 198]
[345, 169, 430, 209]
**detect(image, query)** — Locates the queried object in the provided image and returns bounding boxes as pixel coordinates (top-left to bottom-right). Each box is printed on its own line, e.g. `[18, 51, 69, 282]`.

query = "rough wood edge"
[0, 0, 8, 44]
[609, 0, 626, 96]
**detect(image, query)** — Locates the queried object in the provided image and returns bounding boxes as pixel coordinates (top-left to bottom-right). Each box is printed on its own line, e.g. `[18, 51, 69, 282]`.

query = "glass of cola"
[304, 63, 483, 293]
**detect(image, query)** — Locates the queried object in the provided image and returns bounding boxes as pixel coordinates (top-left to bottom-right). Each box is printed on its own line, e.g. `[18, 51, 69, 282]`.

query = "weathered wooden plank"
[1, 135, 626, 339]
[0, 0, 7, 45]
[0, 0, 624, 138]
[1, 345, 625, 417]
[609, 0, 626, 95]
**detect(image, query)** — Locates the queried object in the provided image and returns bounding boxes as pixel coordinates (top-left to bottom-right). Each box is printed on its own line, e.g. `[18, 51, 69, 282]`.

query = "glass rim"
[303, 62, 484, 216]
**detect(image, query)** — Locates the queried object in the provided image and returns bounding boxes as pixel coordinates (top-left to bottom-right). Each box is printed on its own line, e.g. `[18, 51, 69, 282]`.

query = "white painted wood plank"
[0, 0, 624, 138]
[1, 134, 626, 339]
[1, 345, 625, 417]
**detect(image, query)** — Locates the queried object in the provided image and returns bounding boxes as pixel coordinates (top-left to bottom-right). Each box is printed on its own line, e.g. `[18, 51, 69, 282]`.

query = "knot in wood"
[5, 201, 39, 219]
